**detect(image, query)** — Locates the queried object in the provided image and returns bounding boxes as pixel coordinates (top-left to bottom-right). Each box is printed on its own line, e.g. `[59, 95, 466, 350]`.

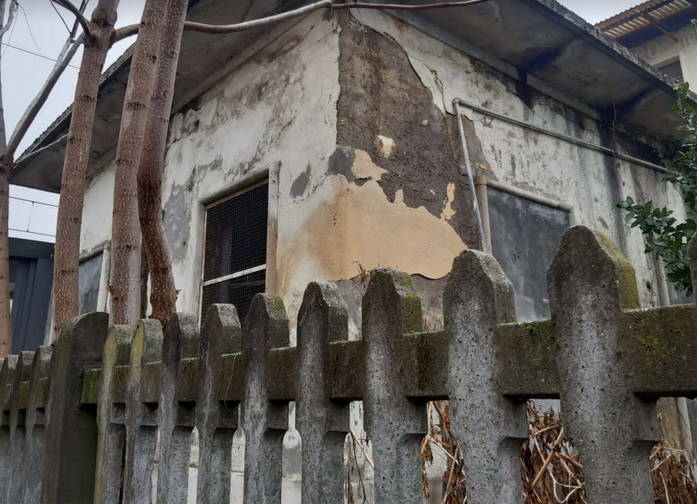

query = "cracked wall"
[77, 8, 687, 335]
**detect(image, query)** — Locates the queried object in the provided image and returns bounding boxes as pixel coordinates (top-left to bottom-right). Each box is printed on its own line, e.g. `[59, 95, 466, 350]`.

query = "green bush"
[617, 83, 697, 296]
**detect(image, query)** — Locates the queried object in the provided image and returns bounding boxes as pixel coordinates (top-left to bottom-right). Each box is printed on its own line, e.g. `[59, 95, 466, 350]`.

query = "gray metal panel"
[488, 187, 570, 321]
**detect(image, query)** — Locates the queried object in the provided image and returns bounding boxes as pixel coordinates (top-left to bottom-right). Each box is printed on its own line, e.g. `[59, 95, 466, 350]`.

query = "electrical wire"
[49, 0, 71, 35]
[17, 3, 44, 55]
[1, 41, 79, 69]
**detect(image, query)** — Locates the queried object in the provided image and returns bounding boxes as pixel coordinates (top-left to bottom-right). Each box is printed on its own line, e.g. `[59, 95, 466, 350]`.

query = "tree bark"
[0, 0, 18, 356]
[109, 0, 166, 325]
[138, 0, 187, 324]
[52, 1, 118, 336]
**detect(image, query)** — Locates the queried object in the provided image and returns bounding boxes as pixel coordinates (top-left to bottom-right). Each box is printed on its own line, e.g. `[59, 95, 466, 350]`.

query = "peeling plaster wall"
[342, 9, 687, 312]
[78, 9, 687, 339]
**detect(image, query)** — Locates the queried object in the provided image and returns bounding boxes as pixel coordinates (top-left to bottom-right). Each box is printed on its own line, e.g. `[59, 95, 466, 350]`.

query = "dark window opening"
[79, 253, 103, 314]
[488, 188, 570, 322]
[202, 182, 268, 322]
[657, 59, 684, 83]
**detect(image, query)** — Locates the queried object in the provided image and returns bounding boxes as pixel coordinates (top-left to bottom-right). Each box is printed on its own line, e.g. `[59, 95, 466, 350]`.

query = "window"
[201, 181, 268, 322]
[486, 187, 570, 322]
[79, 253, 103, 314]
[657, 59, 684, 83]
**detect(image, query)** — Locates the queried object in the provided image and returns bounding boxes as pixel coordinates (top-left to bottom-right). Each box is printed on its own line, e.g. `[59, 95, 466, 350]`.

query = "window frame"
[199, 178, 270, 321]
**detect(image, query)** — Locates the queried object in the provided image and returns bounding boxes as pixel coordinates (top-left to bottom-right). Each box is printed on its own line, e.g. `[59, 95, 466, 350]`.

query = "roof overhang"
[12, 0, 692, 193]
[597, 0, 697, 47]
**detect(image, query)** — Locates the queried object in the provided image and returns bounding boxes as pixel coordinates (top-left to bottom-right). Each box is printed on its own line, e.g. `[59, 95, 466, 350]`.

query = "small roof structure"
[597, 0, 697, 46]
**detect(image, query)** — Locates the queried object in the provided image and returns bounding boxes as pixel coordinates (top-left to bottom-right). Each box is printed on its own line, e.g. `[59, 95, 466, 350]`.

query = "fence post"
[444, 249, 527, 503]
[123, 319, 162, 503]
[362, 269, 427, 502]
[8, 351, 34, 502]
[22, 345, 52, 504]
[41, 312, 109, 504]
[156, 313, 199, 504]
[94, 325, 133, 503]
[242, 294, 290, 504]
[548, 226, 657, 501]
[296, 282, 350, 504]
[0, 355, 17, 504]
[196, 304, 241, 503]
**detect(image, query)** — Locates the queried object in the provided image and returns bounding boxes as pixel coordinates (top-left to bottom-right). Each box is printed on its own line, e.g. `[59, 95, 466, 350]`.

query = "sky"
[0, 0, 641, 211]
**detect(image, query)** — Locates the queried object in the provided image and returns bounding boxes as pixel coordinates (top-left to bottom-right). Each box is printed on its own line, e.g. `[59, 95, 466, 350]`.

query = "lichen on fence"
[1, 225, 697, 503]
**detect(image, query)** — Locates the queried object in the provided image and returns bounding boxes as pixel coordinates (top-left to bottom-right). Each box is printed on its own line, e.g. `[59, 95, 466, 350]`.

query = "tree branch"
[0, 0, 17, 39]
[181, 0, 491, 35]
[51, 0, 91, 39]
[7, 33, 84, 158]
[111, 23, 139, 44]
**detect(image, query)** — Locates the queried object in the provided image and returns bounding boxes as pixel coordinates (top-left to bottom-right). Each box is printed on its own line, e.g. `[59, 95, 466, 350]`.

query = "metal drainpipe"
[453, 99, 486, 250]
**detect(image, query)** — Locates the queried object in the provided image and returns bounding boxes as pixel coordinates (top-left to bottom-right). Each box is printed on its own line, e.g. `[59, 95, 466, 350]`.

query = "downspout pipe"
[453, 99, 486, 250]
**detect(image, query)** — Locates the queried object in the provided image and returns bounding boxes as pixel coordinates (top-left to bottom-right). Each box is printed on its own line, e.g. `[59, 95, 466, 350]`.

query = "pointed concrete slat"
[94, 325, 133, 504]
[8, 351, 34, 503]
[444, 249, 527, 503]
[296, 282, 350, 504]
[242, 293, 290, 504]
[548, 226, 658, 502]
[197, 304, 241, 504]
[123, 319, 163, 503]
[0, 355, 18, 504]
[22, 346, 52, 504]
[362, 268, 427, 502]
[157, 313, 199, 504]
[42, 312, 109, 504]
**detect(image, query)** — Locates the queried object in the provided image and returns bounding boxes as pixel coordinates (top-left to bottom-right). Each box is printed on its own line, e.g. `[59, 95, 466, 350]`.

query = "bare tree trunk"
[52, 0, 118, 336]
[0, 0, 18, 356]
[109, 0, 166, 325]
[138, 0, 187, 324]
[0, 151, 10, 356]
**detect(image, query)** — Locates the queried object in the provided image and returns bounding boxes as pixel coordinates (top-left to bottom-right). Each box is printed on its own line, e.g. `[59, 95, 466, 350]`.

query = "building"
[12, 0, 691, 334]
[598, 0, 697, 89]
[12, 0, 690, 339]
[8, 186, 56, 353]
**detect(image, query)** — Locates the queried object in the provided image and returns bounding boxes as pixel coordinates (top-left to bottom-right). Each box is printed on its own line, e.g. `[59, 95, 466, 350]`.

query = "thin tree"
[0, 0, 86, 355]
[0, 0, 19, 356]
[109, 0, 168, 325]
[137, 0, 188, 323]
[50, 0, 141, 335]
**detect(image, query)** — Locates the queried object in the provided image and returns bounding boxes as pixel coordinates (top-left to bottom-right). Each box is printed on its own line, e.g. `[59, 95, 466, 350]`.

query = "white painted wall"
[9, 185, 58, 244]
[632, 22, 697, 90]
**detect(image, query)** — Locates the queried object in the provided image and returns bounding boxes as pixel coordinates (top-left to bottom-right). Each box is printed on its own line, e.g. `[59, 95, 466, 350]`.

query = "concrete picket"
[2, 225, 697, 502]
[362, 269, 427, 502]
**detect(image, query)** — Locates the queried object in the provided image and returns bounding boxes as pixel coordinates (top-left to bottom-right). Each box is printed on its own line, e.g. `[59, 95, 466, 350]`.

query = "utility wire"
[17, 3, 44, 55]
[1, 41, 79, 69]
[49, 0, 71, 36]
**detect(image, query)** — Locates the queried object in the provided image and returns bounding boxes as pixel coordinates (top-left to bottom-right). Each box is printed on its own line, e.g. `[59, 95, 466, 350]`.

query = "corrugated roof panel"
[597, 0, 693, 39]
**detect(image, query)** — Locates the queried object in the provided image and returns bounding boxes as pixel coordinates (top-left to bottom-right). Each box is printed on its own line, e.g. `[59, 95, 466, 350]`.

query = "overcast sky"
[3, 0, 639, 173]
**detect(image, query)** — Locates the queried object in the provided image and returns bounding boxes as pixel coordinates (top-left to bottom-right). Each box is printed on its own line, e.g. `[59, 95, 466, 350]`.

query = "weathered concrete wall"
[78, 9, 688, 333]
[338, 9, 687, 313]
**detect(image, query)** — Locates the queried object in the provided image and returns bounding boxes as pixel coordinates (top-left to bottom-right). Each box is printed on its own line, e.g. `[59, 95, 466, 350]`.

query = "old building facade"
[13, 0, 689, 340]
[599, 0, 697, 89]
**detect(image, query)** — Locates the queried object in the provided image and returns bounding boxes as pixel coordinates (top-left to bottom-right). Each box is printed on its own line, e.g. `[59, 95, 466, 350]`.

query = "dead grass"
[422, 401, 697, 504]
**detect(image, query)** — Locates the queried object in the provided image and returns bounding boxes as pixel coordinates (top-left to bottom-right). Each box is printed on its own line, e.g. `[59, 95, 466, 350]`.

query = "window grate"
[657, 60, 684, 83]
[202, 182, 268, 322]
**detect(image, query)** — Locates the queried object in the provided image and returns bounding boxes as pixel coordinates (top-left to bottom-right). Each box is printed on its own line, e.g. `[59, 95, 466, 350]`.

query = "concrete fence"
[0, 225, 695, 503]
